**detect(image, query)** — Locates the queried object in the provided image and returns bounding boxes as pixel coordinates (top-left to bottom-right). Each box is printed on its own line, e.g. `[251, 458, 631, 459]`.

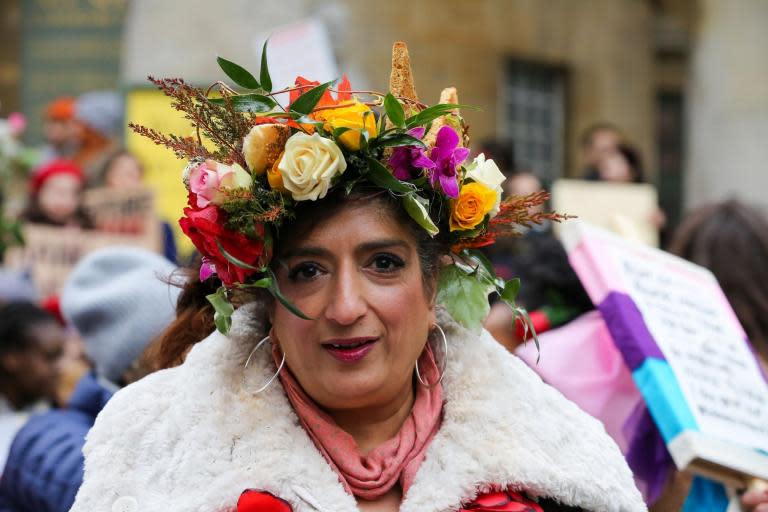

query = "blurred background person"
[591, 143, 645, 184]
[669, 199, 768, 371]
[95, 149, 143, 189]
[71, 91, 123, 185]
[38, 97, 78, 165]
[0, 247, 181, 512]
[0, 302, 64, 469]
[20, 159, 92, 228]
[580, 122, 624, 178]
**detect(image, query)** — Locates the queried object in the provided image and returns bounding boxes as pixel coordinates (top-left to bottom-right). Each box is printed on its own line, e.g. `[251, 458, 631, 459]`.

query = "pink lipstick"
[322, 337, 378, 363]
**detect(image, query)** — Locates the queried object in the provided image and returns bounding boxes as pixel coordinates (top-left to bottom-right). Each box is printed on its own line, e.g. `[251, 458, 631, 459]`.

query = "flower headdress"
[130, 42, 566, 335]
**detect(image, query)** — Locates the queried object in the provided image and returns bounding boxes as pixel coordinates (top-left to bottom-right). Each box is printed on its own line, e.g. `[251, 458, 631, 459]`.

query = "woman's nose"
[324, 264, 367, 326]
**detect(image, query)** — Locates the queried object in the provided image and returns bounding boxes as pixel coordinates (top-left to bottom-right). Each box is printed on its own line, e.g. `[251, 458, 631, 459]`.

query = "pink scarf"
[275, 345, 443, 500]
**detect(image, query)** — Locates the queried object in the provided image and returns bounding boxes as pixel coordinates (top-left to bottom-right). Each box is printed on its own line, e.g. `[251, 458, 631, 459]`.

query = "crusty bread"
[389, 42, 418, 103]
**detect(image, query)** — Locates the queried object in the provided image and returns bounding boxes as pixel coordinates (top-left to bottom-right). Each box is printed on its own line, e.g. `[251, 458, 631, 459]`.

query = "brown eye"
[288, 262, 323, 281]
[371, 254, 405, 272]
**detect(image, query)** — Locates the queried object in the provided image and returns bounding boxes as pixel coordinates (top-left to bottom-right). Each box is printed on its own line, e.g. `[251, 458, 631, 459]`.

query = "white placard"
[613, 242, 768, 453]
[254, 18, 339, 98]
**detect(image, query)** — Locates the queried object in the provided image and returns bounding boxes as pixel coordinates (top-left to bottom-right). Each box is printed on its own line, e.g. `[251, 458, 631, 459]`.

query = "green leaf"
[332, 126, 352, 139]
[500, 278, 521, 305]
[291, 114, 326, 128]
[259, 40, 272, 92]
[217, 56, 260, 89]
[266, 269, 312, 320]
[460, 249, 499, 288]
[209, 93, 276, 113]
[290, 80, 335, 115]
[401, 193, 439, 236]
[436, 265, 491, 332]
[383, 93, 405, 128]
[206, 287, 235, 334]
[371, 133, 426, 150]
[404, 103, 479, 129]
[216, 239, 260, 270]
[365, 157, 413, 194]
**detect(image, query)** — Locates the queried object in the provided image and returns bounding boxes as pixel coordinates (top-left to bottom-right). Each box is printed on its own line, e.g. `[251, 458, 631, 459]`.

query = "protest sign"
[4, 221, 161, 297]
[561, 221, 768, 486]
[552, 179, 660, 247]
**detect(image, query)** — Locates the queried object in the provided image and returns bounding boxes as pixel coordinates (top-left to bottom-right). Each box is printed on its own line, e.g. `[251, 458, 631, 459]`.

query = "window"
[499, 60, 566, 182]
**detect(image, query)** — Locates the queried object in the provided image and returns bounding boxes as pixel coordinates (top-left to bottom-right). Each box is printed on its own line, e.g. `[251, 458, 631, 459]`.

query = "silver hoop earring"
[244, 335, 285, 394]
[416, 324, 448, 388]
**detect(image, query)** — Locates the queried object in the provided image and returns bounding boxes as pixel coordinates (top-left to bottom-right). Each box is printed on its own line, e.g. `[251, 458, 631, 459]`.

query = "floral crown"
[130, 42, 565, 335]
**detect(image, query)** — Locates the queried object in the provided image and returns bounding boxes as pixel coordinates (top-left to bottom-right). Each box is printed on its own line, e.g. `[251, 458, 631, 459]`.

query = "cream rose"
[277, 132, 347, 201]
[465, 154, 506, 216]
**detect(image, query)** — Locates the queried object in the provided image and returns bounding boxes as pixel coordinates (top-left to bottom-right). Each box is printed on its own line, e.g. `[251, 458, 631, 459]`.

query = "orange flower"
[449, 182, 497, 231]
[267, 152, 287, 193]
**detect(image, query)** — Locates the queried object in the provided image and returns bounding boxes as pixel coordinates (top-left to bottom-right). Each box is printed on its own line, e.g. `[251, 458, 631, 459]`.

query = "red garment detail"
[237, 489, 292, 512]
[461, 490, 544, 512]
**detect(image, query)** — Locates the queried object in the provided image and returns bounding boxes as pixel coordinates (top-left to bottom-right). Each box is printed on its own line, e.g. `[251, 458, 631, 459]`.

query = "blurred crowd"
[0, 90, 767, 511]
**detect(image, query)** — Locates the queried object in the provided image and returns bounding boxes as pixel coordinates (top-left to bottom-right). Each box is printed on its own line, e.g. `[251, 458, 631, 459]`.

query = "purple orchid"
[199, 258, 216, 281]
[388, 127, 435, 180]
[427, 126, 469, 198]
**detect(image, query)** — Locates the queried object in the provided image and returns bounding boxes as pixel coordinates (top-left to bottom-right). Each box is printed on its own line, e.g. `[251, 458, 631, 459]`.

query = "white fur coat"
[71, 305, 646, 512]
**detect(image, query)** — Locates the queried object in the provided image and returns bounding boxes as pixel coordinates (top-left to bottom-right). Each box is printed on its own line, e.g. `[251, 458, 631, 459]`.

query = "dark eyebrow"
[281, 239, 410, 260]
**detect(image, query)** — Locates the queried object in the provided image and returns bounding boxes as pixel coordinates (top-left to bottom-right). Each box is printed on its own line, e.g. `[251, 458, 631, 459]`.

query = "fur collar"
[72, 304, 645, 512]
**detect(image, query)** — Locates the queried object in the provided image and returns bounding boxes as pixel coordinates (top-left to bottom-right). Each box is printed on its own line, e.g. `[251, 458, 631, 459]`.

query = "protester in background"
[0, 302, 63, 470]
[579, 122, 623, 177]
[38, 97, 78, 165]
[96, 149, 144, 189]
[590, 143, 645, 184]
[72, 91, 123, 184]
[94, 150, 178, 263]
[669, 199, 768, 369]
[21, 159, 92, 228]
[0, 247, 181, 512]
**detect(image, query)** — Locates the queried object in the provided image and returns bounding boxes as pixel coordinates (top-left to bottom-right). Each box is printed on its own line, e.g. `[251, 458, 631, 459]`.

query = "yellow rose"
[449, 182, 497, 232]
[313, 101, 377, 151]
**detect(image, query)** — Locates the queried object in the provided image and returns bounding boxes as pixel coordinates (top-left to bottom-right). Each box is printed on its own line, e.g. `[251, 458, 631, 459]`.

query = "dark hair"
[615, 143, 644, 183]
[668, 200, 768, 361]
[150, 189, 449, 369]
[0, 301, 58, 355]
[477, 139, 516, 176]
[579, 122, 623, 149]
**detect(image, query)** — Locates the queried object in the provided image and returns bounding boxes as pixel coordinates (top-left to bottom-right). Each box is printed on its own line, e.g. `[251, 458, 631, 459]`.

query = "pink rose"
[188, 159, 253, 208]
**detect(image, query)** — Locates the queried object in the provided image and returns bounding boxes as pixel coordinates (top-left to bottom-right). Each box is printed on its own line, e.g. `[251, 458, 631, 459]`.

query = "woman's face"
[38, 174, 81, 223]
[105, 154, 143, 189]
[272, 202, 436, 412]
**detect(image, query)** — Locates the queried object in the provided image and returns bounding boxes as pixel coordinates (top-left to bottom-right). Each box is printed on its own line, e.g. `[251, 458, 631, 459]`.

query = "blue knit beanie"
[61, 247, 181, 384]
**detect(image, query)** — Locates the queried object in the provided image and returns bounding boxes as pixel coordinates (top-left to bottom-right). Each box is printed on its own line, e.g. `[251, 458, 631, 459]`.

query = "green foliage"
[290, 80, 335, 115]
[383, 93, 405, 128]
[217, 56, 261, 90]
[437, 265, 493, 332]
[401, 193, 439, 236]
[207, 286, 235, 334]
[259, 40, 272, 92]
[365, 157, 414, 194]
[209, 94, 276, 113]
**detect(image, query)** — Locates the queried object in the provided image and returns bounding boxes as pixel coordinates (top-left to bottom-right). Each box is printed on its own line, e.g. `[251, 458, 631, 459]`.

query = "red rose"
[237, 490, 292, 512]
[461, 490, 544, 512]
[179, 203, 267, 286]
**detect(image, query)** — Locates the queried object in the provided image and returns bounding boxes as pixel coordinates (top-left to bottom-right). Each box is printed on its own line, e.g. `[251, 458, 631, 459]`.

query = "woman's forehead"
[285, 202, 415, 253]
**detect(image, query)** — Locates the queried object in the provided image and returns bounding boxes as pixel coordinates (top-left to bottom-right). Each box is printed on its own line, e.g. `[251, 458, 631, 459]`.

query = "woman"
[70, 43, 645, 512]
[21, 159, 92, 228]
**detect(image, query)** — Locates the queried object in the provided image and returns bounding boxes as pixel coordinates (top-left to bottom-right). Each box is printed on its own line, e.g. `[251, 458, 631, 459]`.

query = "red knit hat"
[30, 159, 84, 194]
